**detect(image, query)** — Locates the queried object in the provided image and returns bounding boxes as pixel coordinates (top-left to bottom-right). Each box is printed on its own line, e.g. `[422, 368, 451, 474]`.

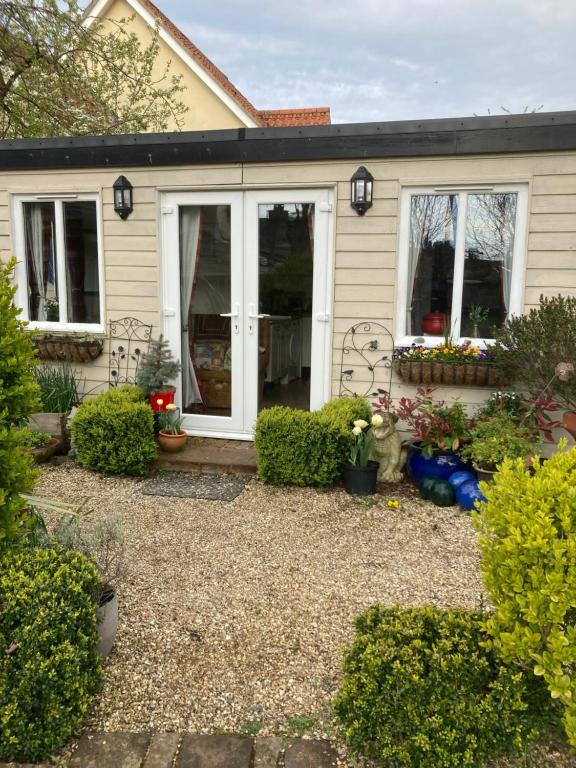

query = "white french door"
[161, 188, 333, 439]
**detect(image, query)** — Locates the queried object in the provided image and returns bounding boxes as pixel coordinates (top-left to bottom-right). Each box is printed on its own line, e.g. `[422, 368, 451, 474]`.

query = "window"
[396, 185, 528, 344]
[14, 195, 103, 330]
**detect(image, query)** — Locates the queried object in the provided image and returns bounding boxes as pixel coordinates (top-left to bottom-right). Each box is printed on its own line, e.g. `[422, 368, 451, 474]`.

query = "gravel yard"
[36, 462, 484, 744]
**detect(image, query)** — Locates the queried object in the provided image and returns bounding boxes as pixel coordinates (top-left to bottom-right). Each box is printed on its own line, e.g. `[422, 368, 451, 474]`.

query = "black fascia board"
[0, 111, 576, 171]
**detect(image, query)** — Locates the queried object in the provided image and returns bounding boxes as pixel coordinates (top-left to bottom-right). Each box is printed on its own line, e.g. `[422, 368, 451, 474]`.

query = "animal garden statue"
[370, 412, 407, 483]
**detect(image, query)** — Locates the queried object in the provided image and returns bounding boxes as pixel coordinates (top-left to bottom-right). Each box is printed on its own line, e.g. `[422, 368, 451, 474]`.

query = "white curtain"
[180, 207, 203, 406]
[25, 204, 46, 321]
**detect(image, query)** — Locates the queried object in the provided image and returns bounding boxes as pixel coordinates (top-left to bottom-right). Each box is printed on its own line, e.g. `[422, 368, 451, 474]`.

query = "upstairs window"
[14, 195, 103, 330]
[396, 185, 528, 344]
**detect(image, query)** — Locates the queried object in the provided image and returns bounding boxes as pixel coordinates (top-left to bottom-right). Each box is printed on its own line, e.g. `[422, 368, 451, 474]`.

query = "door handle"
[219, 303, 240, 334]
[248, 304, 270, 334]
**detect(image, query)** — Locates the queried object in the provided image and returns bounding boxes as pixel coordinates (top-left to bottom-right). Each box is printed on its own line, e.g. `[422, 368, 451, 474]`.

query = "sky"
[155, 0, 576, 124]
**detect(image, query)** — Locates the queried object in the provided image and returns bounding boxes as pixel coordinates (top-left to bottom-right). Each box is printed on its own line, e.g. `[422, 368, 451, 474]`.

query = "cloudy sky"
[155, 0, 576, 124]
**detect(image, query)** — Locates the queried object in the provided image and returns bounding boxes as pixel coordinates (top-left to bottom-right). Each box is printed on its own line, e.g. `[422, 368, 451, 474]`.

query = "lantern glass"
[122, 188, 132, 207]
[356, 179, 366, 202]
[114, 188, 123, 208]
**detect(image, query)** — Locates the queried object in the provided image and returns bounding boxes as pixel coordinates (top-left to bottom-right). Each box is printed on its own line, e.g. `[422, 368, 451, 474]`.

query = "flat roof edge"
[1, 111, 576, 170]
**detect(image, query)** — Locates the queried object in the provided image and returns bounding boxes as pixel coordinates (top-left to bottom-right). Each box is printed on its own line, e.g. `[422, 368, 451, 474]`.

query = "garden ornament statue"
[370, 412, 407, 483]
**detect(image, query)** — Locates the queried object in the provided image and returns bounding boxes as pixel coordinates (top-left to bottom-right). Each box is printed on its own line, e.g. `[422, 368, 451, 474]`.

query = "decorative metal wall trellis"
[108, 317, 152, 387]
[338, 321, 394, 399]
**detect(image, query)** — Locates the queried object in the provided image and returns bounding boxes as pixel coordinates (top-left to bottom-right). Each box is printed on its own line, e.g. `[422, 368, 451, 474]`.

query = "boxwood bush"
[334, 605, 553, 768]
[71, 385, 157, 475]
[473, 446, 576, 746]
[255, 397, 371, 486]
[0, 548, 102, 762]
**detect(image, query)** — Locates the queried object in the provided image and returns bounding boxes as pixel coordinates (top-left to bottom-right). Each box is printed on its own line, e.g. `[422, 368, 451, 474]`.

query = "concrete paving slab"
[175, 734, 253, 768]
[284, 739, 339, 768]
[68, 732, 150, 768]
[253, 736, 283, 767]
[144, 733, 182, 768]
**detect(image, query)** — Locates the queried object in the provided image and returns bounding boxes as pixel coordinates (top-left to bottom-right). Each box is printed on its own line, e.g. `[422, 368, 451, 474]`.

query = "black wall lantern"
[113, 175, 133, 220]
[350, 166, 374, 216]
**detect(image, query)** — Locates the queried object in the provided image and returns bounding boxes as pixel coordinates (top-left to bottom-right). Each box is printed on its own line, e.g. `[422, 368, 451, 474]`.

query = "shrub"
[135, 335, 181, 395]
[71, 385, 157, 475]
[0, 548, 101, 762]
[473, 445, 576, 747]
[334, 605, 552, 768]
[491, 295, 576, 410]
[461, 412, 540, 471]
[0, 257, 39, 550]
[254, 397, 370, 486]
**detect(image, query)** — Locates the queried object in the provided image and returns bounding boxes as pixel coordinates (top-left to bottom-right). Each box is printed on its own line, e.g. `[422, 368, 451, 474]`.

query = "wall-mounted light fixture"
[350, 166, 374, 216]
[113, 175, 133, 220]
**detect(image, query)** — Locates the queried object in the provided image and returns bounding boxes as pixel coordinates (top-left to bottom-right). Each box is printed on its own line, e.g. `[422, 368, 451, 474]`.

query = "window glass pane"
[258, 203, 314, 413]
[23, 202, 59, 321]
[64, 201, 100, 324]
[181, 205, 232, 416]
[461, 193, 517, 337]
[407, 194, 457, 336]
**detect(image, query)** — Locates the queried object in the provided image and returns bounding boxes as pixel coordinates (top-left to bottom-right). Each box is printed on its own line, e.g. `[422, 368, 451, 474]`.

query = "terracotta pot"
[150, 387, 176, 412]
[562, 411, 576, 440]
[28, 436, 60, 464]
[158, 429, 187, 453]
[473, 463, 497, 484]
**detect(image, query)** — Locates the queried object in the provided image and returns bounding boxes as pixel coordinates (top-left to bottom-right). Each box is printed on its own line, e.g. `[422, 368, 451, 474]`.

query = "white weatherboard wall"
[2, 150, 576, 415]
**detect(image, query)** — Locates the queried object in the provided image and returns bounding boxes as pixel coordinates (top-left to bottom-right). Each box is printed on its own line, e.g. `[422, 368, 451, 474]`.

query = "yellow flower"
[353, 419, 369, 429]
[156, 398, 164, 406]
[371, 414, 384, 427]
[166, 403, 177, 411]
[387, 499, 399, 508]
[352, 425, 362, 436]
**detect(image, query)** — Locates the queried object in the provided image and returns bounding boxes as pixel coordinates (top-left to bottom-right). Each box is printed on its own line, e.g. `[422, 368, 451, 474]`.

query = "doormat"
[140, 472, 252, 502]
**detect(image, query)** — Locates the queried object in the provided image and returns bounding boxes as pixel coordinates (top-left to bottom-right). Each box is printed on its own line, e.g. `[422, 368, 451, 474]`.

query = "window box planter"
[33, 334, 104, 364]
[393, 359, 503, 387]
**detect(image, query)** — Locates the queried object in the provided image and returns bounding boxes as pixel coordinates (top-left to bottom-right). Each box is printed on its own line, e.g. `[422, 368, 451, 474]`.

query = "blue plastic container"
[408, 445, 465, 486]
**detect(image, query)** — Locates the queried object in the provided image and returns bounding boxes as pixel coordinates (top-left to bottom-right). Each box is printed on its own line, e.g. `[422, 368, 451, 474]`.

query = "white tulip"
[353, 419, 368, 429]
[371, 414, 384, 427]
[352, 425, 362, 436]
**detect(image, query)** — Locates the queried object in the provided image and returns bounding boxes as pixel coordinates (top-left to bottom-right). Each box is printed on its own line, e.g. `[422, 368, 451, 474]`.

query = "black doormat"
[140, 472, 252, 501]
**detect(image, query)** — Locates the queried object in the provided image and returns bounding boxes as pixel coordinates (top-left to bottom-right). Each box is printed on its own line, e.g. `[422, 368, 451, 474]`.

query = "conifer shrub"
[334, 605, 553, 768]
[473, 446, 576, 746]
[71, 385, 157, 475]
[0, 548, 101, 762]
[0, 257, 40, 550]
[255, 397, 371, 485]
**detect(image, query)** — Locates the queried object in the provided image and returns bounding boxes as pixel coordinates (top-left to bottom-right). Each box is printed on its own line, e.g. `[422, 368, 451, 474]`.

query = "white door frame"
[160, 188, 334, 439]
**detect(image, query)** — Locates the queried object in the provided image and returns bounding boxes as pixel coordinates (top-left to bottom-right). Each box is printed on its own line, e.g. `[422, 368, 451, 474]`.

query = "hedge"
[0, 548, 101, 762]
[254, 396, 371, 485]
[334, 605, 553, 768]
[71, 385, 157, 475]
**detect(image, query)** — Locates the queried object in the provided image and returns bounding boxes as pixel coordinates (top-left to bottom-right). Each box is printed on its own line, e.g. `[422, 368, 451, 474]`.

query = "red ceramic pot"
[149, 387, 176, 412]
[422, 311, 448, 335]
[563, 411, 576, 440]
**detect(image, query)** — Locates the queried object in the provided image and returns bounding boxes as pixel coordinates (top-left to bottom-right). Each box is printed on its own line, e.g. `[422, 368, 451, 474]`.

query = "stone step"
[0, 733, 339, 768]
[156, 437, 257, 474]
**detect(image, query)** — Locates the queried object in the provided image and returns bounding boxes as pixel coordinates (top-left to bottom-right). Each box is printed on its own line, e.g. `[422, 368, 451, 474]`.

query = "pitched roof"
[85, 0, 331, 127]
[258, 108, 331, 127]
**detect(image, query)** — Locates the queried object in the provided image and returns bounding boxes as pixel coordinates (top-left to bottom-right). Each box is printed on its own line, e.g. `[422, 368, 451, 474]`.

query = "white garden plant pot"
[96, 586, 118, 658]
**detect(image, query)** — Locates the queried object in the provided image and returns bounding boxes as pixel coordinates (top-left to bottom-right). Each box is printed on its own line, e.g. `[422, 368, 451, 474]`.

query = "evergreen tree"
[136, 335, 180, 395]
[0, 257, 40, 550]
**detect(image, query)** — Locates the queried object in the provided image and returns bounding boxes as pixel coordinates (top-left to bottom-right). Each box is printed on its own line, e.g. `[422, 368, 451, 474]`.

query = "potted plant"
[342, 416, 380, 495]
[19, 429, 60, 463]
[29, 363, 82, 451]
[157, 404, 187, 452]
[136, 335, 181, 411]
[393, 340, 502, 387]
[32, 331, 105, 363]
[388, 387, 470, 484]
[20, 495, 125, 658]
[461, 412, 541, 483]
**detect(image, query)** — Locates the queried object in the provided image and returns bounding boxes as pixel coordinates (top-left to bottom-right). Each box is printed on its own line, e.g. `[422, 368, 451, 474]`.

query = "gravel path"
[36, 463, 484, 743]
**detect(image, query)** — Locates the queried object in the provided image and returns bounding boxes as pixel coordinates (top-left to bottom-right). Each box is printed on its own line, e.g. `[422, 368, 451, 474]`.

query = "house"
[83, 0, 331, 130]
[1, 111, 575, 440]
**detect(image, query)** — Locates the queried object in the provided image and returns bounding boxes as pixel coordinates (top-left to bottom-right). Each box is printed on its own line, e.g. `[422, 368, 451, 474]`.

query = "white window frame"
[395, 184, 529, 347]
[12, 193, 105, 333]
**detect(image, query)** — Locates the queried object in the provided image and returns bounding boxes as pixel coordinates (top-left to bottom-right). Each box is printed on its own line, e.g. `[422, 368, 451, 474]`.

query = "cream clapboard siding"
[1, 151, 576, 412]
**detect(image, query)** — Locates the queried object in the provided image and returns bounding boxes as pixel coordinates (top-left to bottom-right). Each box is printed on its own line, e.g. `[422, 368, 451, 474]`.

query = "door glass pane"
[23, 202, 59, 321]
[461, 193, 517, 337]
[63, 201, 100, 323]
[258, 203, 314, 412]
[407, 194, 457, 336]
[180, 205, 232, 416]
